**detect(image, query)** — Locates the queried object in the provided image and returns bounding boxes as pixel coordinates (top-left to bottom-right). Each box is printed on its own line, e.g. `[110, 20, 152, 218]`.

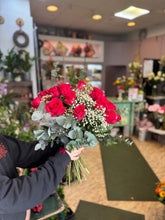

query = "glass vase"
[152, 85, 158, 96]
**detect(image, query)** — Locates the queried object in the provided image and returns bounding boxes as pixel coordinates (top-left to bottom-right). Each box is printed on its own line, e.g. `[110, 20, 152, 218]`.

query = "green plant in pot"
[19, 50, 38, 81]
[2, 48, 24, 81]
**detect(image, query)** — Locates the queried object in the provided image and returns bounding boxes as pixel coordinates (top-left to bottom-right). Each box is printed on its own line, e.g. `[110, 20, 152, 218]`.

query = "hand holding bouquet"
[31, 81, 121, 184]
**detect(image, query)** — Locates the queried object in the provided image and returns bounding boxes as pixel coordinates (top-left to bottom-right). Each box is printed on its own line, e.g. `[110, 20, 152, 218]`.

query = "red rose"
[58, 83, 71, 93]
[90, 87, 104, 101]
[77, 80, 87, 90]
[31, 97, 41, 109]
[58, 83, 76, 105]
[38, 90, 48, 97]
[105, 110, 121, 124]
[95, 96, 117, 111]
[64, 90, 76, 105]
[47, 86, 60, 98]
[74, 104, 86, 120]
[45, 98, 66, 116]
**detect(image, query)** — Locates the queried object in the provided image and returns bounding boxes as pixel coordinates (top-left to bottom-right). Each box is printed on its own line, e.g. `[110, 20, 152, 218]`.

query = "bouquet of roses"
[31, 81, 121, 184]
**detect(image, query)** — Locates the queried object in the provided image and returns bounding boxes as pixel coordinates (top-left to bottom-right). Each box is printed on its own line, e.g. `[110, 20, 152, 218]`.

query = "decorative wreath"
[13, 30, 29, 48]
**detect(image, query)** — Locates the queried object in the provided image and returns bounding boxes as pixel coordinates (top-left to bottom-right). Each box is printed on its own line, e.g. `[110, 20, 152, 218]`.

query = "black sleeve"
[0, 135, 71, 214]
[2, 134, 61, 168]
[0, 153, 71, 214]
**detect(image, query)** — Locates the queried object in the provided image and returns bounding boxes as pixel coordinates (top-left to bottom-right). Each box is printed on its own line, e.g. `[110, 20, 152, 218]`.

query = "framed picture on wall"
[143, 59, 160, 78]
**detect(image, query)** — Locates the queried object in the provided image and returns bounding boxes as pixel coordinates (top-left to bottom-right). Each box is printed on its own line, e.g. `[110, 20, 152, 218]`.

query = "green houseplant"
[1, 48, 37, 81]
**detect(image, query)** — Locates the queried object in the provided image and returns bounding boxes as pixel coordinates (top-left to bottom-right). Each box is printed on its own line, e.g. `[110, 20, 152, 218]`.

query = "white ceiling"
[30, 0, 165, 36]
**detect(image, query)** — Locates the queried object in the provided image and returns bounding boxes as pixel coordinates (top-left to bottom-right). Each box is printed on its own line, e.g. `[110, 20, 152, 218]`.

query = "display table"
[145, 95, 165, 105]
[30, 193, 65, 220]
[148, 126, 165, 145]
[107, 97, 146, 135]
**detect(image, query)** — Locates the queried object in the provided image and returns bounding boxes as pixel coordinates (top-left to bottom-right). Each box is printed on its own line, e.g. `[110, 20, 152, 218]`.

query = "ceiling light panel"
[114, 6, 150, 20]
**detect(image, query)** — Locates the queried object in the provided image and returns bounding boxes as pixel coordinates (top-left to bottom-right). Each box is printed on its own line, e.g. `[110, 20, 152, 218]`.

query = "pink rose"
[77, 80, 87, 90]
[74, 104, 86, 120]
[31, 97, 41, 109]
[45, 98, 66, 116]
[90, 87, 104, 101]
[148, 104, 160, 112]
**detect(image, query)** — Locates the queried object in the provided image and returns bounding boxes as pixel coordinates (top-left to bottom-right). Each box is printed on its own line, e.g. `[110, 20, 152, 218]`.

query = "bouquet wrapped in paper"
[31, 81, 121, 184]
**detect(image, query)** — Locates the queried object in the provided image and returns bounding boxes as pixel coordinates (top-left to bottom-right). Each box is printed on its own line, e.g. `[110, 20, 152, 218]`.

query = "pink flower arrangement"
[147, 104, 165, 120]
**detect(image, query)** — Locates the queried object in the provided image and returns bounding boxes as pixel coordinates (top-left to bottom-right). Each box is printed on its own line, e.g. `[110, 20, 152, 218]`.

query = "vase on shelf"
[155, 118, 161, 129]
[152, 85, 158, 96]
[4, 72, 12, 82]
[122, 90, 128, 100]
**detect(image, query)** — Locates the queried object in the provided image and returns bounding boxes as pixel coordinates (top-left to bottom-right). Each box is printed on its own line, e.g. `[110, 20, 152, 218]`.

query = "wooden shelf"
[146, 95, 165, 100]
[7, 81, 32, 87]
[7, 81, 33, 105]
[148, 127, 165, 135]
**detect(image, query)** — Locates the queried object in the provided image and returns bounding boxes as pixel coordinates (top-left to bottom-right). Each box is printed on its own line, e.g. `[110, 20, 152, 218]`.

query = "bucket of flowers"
[31, 81, 121, 185]
[155, 181, 165, 205]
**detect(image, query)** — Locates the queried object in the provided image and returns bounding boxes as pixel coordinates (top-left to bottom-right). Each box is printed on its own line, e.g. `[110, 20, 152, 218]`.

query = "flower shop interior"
[1, 0, 165, 220]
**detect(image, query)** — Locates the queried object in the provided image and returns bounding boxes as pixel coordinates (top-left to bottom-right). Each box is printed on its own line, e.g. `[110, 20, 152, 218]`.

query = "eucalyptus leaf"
[31, 111, 43, 121]
[56, 116, 66, 126]
[34, 143, 42, 151]
[68, 130, 76, 139]
[38, 102, 46, 113]
[74, 127, 83, 139]
[84, 131, 97, 148]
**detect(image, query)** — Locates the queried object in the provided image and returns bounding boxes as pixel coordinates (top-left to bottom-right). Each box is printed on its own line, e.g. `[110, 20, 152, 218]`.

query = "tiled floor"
[64, 136, 165, 220]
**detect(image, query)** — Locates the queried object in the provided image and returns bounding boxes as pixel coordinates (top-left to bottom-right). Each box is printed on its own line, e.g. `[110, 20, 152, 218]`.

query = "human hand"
[66, 147, 85, 160]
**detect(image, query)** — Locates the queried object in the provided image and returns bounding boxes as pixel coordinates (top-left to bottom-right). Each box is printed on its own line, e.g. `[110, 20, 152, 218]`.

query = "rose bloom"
[105, 110, 121, 124]
[45, 98, 66, 117]
[90, 87, 104, 101]
[74, 104, 86, 120]
[63, 89, 76, 105]
[148, 104, 160, 112]
[47, 86, 60, 98]
[58, 83, 76, 105]
[95, 96, 117, 111]
[77, 80, 87, 91]
[58, 83, 71, 92]
[31, 97, 41, 109]
[38, 90, 48, 97]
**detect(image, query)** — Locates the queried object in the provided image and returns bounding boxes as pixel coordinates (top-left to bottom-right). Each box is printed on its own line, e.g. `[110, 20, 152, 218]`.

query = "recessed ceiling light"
[114, 6, 150, 20]
[127, 22, 136, 27]
[47, 5, 58, 12]
[92, 14, 102, 20]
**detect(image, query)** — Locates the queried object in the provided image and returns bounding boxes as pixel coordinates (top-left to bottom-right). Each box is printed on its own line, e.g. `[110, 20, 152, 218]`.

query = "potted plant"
[19, 50, 37, 81]
[1, 48, 23, 81]
[1, 48, 37, 82]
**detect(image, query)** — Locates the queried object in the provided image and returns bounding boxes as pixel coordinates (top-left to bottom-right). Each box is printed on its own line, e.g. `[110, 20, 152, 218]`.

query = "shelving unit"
[7, 81, 33, 104]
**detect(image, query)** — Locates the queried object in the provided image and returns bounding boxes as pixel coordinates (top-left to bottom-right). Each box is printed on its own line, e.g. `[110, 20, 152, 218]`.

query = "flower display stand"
[30, 192, 65, 220]
[107, 97, 146, 136]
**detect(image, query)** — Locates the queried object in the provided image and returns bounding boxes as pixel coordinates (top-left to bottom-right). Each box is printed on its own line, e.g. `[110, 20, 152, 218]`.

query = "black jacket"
[0, 134, 71, 220]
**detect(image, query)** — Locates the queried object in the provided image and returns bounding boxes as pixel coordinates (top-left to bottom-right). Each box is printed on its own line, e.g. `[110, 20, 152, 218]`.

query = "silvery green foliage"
[31, 111, 43, 121]
[68, 126, 83, 140]
[34, 139, 49, 151]
[84, 131, 98, 148]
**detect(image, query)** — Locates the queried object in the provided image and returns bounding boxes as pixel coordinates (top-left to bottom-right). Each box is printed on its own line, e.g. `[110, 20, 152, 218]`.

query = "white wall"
[0, 0, 37, 97]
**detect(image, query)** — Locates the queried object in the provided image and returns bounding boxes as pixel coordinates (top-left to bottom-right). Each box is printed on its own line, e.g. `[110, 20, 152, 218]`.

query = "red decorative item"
[31, 202, 43, 213]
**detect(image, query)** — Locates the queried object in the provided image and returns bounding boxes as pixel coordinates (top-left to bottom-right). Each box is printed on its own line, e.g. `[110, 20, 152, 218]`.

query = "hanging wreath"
[13, 30, 29, 48]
